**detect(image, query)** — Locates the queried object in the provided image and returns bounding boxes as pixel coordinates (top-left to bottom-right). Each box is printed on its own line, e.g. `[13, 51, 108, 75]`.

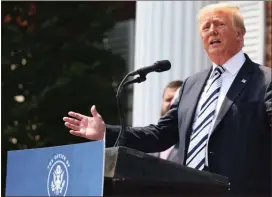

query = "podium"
[6, 142, 230, 196]
[104, 146, 229, 196]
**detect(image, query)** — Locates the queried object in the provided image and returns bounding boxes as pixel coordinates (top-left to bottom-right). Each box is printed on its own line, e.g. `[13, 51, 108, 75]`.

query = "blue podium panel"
[6, 140, 105, 196]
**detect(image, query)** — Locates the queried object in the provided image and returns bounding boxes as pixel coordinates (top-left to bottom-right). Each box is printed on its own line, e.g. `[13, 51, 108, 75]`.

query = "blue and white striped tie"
[186, 66, 225, 170]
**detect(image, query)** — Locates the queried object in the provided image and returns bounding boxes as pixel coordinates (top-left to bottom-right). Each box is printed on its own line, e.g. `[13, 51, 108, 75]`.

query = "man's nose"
[209, 24, 218, 35]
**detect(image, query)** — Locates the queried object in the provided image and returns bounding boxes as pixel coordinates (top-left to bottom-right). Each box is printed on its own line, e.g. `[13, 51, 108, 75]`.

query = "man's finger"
[90, 105, 101, 118]
[70, 130, 84, 137]
[63, 117, 80, 125]
[68, 112, 85, 120]
[64, 122, 80, 131]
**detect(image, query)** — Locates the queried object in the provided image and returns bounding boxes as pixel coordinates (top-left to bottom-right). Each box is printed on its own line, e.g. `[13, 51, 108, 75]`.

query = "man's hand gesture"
[63, 105, 105, 140]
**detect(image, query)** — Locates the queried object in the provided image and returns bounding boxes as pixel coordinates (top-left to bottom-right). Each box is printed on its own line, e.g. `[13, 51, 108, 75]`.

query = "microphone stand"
[113, 72, 147, 147]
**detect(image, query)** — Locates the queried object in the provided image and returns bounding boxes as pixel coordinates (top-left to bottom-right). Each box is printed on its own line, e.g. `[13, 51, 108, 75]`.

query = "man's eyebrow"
[212, 17, 224, 21]
[202, 18, 223, 24]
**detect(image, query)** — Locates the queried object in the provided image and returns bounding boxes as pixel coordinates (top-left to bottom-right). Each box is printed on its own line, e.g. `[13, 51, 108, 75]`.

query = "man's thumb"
[91, 105, 101, 118]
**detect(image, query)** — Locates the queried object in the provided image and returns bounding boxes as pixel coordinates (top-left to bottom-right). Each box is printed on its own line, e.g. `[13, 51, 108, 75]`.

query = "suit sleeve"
[105, 79, 188, 153]
[265, 80, 272, 129]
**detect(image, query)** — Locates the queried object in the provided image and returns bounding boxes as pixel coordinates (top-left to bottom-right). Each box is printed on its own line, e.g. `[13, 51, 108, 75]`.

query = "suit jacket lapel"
[210, 54, 254, 135]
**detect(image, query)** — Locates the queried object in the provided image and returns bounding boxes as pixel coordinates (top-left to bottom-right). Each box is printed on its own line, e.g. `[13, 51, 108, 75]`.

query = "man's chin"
[207, 50, 226, 65]
[208, 48, 223, 54]
[208, 49, 225, 57]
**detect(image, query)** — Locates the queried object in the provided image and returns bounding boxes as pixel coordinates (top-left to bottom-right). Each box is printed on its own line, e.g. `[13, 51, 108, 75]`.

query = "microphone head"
[154, 60, 171, 72]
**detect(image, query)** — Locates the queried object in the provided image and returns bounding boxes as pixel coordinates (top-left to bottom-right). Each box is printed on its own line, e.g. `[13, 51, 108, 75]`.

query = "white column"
[132, 1, 217, 126]
[223, 1, 265, 65]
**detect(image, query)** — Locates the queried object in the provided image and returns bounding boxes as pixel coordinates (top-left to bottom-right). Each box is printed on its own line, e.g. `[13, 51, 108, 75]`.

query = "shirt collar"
[212, 50, 246, 76]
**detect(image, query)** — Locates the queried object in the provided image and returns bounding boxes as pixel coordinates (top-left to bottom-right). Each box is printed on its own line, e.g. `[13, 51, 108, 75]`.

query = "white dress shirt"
[192, 50, 246, 166]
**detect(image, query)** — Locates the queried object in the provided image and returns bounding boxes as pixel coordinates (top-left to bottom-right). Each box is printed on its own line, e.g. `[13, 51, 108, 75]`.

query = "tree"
[1, 2, 129, 194]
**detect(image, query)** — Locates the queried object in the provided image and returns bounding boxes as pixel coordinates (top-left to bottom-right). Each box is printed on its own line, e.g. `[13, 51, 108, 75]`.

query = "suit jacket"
[105, 54, 272, 196]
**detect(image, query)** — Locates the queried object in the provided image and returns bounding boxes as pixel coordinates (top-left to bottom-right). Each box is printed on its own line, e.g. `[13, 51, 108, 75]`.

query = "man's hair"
[197, 3, 246, 34]
[166, 80, 183, 89]
[163, 80, 183, 97]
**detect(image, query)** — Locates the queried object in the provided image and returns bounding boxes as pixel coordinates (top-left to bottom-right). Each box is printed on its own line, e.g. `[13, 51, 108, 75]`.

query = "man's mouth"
[210, 40, 221, 45]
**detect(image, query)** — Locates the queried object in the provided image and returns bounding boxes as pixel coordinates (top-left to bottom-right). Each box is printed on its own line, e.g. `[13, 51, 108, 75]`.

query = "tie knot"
[212, 66, 225, 78]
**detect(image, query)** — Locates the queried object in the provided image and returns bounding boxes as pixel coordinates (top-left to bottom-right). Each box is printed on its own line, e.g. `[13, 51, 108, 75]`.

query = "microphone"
[113, 60, 171, 147]
[128, 60, 171, 77]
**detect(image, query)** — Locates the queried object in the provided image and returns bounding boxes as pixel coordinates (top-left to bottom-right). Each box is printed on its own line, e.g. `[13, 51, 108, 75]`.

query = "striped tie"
[186, 66, 225, 170]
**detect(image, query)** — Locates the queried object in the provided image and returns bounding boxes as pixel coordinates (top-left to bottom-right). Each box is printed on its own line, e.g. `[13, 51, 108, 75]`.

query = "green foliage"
[1, 2, 128, 193]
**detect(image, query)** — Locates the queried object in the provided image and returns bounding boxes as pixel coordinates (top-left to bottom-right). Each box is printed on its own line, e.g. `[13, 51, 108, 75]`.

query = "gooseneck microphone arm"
[113, 71, 134, 147]
[113, 60, 171, 147]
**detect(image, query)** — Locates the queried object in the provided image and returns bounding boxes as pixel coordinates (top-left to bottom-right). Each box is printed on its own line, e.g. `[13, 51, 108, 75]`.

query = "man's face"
[199, 10, 243, 63]
[161, 87, 178, 116]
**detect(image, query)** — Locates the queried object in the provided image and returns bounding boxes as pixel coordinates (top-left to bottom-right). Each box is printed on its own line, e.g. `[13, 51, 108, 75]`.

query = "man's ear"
[236, 29, 245, 42]
[236, 31, 241, 40]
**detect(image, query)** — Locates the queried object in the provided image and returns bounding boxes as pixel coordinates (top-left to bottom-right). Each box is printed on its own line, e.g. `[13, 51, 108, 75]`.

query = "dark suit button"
[209, 151, 214, 155]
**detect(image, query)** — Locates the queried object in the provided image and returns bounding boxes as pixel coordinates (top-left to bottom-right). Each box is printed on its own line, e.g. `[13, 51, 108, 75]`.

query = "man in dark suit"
[63, 3, 271, 196]
[150, 80, 183, 159]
